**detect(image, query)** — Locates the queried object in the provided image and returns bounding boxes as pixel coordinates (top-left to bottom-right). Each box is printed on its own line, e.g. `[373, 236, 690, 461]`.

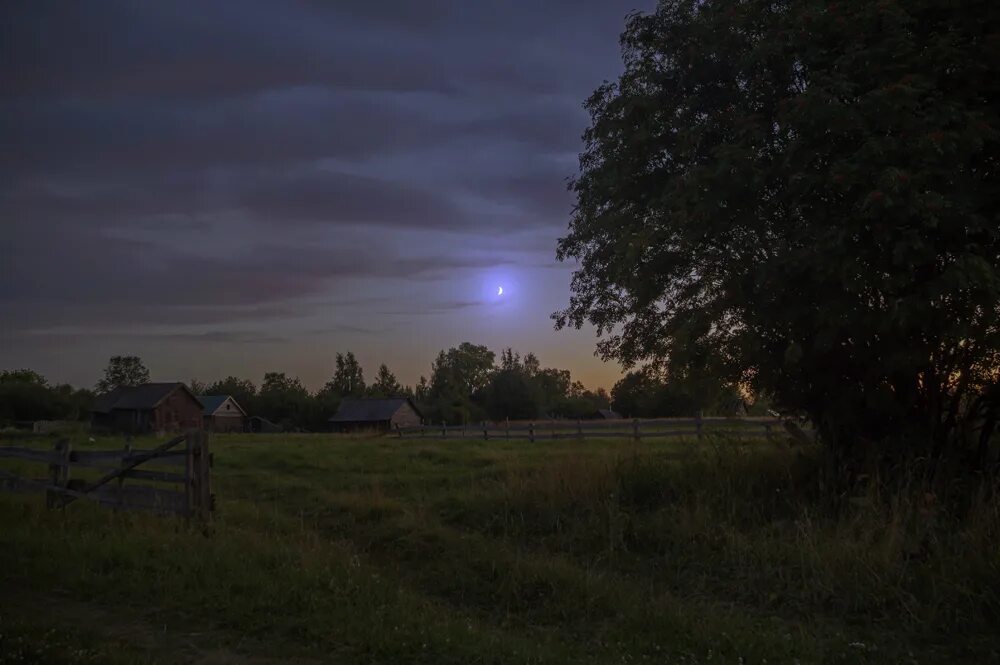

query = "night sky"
[2, 1, 651, 391]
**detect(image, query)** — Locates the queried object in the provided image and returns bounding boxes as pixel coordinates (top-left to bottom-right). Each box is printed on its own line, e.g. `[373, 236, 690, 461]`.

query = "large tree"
[428, 343, 496, 424]
[368, 364, 403, 397]
[95, 355, 150, 394]
[324, 352, 366, 398]
[556, 1, 1000, 465]
[482, 350, 543, 420]
[257, 372, 311, 428]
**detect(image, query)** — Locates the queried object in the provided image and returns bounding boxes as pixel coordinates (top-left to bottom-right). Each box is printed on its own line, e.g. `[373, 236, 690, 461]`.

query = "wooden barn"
[328, 397, 422, 433]
[591, 408, 623, 420]
[198, 395, 247, 433]
[91, 383, 203, 434]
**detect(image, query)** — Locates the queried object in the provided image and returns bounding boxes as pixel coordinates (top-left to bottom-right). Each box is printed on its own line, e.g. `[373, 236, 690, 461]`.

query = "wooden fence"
[396, 415, 807, 442]
[0, 431, 212, 520]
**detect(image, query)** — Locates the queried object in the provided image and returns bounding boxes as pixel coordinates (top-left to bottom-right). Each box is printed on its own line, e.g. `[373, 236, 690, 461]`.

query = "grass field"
[1, 432, 998, 664]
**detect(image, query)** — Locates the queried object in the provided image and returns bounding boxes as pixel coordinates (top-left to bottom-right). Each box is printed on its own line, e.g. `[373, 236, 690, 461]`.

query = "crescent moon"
[497, 286, 504, 296]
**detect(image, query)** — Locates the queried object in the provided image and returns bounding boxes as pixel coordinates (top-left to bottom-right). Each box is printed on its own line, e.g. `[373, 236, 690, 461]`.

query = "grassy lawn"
[1, 432, 997, 664]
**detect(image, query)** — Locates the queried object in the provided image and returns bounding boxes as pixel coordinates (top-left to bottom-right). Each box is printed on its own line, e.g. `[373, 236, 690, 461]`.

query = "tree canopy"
[556, 0, 1000, 465]
[0, 370, 93, 424]
[95, 355, 150, 394]
[369, 364, 403, 398]
[325, 352, 366, 398]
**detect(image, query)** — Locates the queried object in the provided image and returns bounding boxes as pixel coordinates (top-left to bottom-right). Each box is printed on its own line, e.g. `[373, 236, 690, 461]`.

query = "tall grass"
[1, 433, 997, 663]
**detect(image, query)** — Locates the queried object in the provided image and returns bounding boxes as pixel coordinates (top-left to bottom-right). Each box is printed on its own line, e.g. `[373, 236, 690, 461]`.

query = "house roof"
[198, 394, 247, 417]
[597, 409, 622, 420]
[92, 386, 127, 414]
[92, 383, 195, 412]
[328, 397, 421, 423]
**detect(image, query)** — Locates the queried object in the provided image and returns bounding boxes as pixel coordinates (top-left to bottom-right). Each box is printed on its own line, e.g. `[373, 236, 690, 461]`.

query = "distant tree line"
[193, 345, 617, 430]
[0, 370, 94, 424]
[1, 346, 751, 430]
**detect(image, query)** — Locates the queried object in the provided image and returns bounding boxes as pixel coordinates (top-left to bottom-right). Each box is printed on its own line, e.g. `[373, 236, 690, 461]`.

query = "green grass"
[1, 432, 998, 663]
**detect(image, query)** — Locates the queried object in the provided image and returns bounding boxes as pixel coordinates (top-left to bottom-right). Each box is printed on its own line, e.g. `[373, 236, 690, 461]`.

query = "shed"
[328, 397, 422, 433]
[592, 408, 623, 420]
[199, 395, 247, 433]
[91, 383, 203, 434]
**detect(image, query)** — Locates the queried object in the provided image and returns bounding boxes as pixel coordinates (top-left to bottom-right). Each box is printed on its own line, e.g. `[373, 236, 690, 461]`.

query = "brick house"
[91, 383, 203, 434]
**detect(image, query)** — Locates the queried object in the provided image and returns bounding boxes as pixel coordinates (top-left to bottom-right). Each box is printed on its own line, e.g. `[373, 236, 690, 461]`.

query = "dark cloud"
[1, 0, 650, 383]
[13, 329, 288, 344]
[236, 169, 468, 230]
[382, 300, 489, 316]
[0, 228, 505, 309]
[5, 1, 635, 100]
[4, 3, 451, 100]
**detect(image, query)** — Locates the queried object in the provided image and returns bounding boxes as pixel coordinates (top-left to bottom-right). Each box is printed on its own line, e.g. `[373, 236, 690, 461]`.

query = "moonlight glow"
[497, 286, 504, 296]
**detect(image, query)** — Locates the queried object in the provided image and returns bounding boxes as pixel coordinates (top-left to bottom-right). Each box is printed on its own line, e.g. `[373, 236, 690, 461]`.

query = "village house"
[198, 395, 247, 433]
[91, 383, 203, 434]
[328, 397, 422, 433]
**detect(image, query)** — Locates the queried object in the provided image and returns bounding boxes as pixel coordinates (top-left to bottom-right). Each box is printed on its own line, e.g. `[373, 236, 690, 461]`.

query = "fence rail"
[395, 416, 807, 442]
[0, 431, 212, 520]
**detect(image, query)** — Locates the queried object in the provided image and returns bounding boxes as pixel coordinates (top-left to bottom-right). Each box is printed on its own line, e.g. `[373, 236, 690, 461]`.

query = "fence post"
[695, 411, 704, 441]
[47, 438, 70, 508]
[765, 422, 773, 442]
[482, 421, 489, 441]
[529, 422, 535, 443]
[577, 419, 583, 440]
[632, 418, 640, 442]
[196, 430, 212, 521]
[396, 424, 402, 438]
[442, 421, 447, 439]
[506, 417, 510, 441]
[185, 432, 196, 520]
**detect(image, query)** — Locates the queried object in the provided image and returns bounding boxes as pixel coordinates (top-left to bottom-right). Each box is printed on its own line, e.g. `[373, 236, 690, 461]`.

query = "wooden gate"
[0, 431, 212, 520]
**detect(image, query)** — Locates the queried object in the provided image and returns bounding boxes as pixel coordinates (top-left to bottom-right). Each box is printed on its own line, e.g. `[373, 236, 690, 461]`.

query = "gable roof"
[198, 395, 247, 417]
[92, 383, 196, 412]
[92, 386, 127, 414]
[328, 397, 421, 423]
[597, 409, 622, 420]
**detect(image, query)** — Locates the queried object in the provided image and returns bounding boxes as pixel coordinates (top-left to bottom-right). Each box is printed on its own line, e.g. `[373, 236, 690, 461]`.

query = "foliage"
[187, 378, 206, 396]
[415, 376, 429, 400]
[554, 382, 612, 420]
[95, 356, 150, 394]
[256, 372, 311, 430]
[8, 345, 612, 431]
[480, 350, 543, 421]
[368, 363, 403, 398]
[555, 0, 1000, 467]
[324, 352, 367, 398]
[0, 369, 47, 386]
[427, 343, 496, 424]
[0, 370, 93, 424]
[611, 366, 746, 418]
[204, 376, 257, 408]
